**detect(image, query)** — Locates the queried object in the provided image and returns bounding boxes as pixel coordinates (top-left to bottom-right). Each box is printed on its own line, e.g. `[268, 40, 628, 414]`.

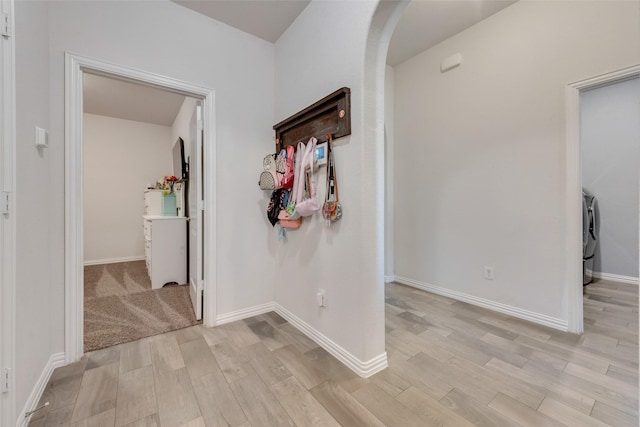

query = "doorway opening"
[565, 64, 640, 333]
[82, 72, 202, 352]
[65, 53, 217, 363]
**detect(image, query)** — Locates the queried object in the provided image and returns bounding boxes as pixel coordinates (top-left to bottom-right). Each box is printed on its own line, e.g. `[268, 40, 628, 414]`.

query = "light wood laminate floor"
[29, 279, 638, 426]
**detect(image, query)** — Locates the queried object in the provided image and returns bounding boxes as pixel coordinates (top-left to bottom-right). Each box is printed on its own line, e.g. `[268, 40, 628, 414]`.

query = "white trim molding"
[215, 302, 275, 326]
[275, 304, 388, 378]
[64, 53, 83, 364]
[395, 275, 569, 332]
[83, 256, 145, 266]
[18, 352, 65, 427]
[364, 1, 409, 381]
[384, 275, 396, 283]
[0, 0, 16, 425]
[215, 301, 389, 377]
[65, 52, 217, 363]
[591, 272, 639, 286]
[565, 64, 640, 334]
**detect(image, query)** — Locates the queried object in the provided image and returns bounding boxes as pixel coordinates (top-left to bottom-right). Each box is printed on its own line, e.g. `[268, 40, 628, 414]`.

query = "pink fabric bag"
[280, 145, 295, 190]
[278, 210, 301, 229]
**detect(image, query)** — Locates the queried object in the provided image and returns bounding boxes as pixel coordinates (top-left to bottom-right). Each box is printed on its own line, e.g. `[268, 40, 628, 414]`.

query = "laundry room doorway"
[580, 76, 639, 285]
[565, 65, 640, 334]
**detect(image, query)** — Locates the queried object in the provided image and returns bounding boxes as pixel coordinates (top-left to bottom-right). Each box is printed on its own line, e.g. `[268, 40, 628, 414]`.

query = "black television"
[173, 137, 188, 180]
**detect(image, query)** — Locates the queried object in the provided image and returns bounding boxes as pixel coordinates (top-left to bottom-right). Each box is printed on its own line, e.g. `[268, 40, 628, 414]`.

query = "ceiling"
[174, 0, 517, 66]
[173, 0, 311, 43]
[387, 0, 517, 66]
[84, 1, 517, 126]
[83, 73, 186, 127]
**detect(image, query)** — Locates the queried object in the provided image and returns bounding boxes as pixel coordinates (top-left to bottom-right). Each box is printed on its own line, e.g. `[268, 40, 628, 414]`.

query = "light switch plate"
[35, 126, 48, 148]
[316, 289, 326, 307]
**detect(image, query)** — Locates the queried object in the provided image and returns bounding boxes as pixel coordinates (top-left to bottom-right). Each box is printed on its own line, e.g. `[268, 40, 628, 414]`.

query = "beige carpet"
[84, 261, 199, 352]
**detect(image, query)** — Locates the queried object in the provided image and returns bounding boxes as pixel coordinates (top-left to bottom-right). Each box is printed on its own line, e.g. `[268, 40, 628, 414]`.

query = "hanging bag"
[285, 141, 305, 217]
[258, 153, 282, 191]
[280, 145, 295, 189]
[322, 134, 342, 222]
[278, 143, 303, 228]
[293, 137, 320, 217]
[278, 208, 301, 229]
[266, 188, 288, 226]
[275, 149, 287, 174]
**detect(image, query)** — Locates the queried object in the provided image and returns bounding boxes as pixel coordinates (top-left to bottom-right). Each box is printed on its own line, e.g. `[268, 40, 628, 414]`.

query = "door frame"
[565, 64, 640, 334]
[0, 0, 16, 424]
[65, 53, 217, 363]
[189, 102, 204, 320]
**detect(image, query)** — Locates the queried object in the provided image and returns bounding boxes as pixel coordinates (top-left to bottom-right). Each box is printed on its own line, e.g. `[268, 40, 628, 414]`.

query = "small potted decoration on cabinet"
[164, 175, 178, 195]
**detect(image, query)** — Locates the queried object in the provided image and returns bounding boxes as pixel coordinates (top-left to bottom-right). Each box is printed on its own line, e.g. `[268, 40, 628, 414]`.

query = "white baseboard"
[83, 256, 145, 266]
[274, 304, 388, 378]
[215, 302, 275, 325]
[591, 271, 639, 285]
[18, 352, 65, 427]
[384, 275, 396, 283]
[394, 275, 569, 332]
[213, 301, 387, 377]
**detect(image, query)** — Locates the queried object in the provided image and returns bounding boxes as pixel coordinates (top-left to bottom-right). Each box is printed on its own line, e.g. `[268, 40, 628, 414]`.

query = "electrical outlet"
[484, 266, 495, 280]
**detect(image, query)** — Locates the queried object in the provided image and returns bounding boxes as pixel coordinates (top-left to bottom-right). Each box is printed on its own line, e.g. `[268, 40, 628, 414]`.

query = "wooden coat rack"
[273, 87, 351, 152]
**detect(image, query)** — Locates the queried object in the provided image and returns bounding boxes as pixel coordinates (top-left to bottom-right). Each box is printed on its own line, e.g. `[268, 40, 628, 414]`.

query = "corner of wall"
[275, 303, 388, 378]
[17, 352, 65, 427]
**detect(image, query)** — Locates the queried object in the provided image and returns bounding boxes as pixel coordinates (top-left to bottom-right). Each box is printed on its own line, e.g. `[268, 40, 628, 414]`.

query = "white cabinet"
[143, 216, 187, 289]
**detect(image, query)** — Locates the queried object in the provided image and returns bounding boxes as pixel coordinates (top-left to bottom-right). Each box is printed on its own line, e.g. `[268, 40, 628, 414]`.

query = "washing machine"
[583, 189, 599, 285]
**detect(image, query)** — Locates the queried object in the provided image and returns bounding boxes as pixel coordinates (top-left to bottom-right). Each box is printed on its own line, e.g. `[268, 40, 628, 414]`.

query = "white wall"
[385, 65, 395, 279]
[12, 0, 275, 402]
[14, 0, 53, 417]
[581, 77, 640, 279]
[83, 113, 173, 263]
[274, 0, 385, 365]
[48, 0, 275, 322]
[393, 1, 640, 322]
[171, 97, 198, 169]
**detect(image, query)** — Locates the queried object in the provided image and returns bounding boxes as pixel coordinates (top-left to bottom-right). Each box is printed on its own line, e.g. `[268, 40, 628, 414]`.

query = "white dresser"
[143, 215, 187, 289]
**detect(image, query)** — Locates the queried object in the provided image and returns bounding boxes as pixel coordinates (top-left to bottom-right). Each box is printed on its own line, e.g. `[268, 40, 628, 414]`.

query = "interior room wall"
[11, 1, 276, 413]
[83, 113, 173, 264]
[14, 0, 52, 417]
[385, 64, 395, 280]
[274, 0, 385, 366]
[48, 0, 275, 321]
[171, 97, 198, 165]
[393, 0, 640, 322]
[581, 77, 640, 280]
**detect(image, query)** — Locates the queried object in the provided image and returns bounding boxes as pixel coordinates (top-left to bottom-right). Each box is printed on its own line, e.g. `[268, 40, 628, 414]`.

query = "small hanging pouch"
[322, 134, 342, 222]
[278, 209, 301, 229]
